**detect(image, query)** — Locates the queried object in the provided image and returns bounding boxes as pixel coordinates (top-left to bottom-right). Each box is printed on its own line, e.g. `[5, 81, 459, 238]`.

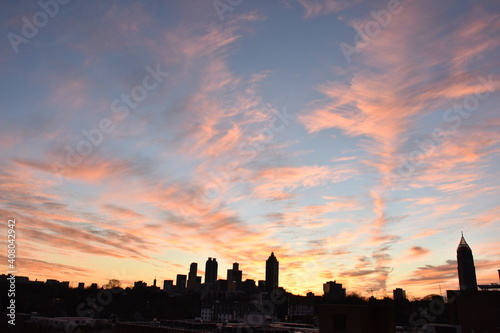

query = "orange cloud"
[470, 206, 500, 227]
[397, 258, 500, 295]
[409, 246, 430, 257]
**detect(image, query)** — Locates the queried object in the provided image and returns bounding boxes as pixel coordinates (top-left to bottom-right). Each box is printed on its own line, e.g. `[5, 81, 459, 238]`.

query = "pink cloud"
[252, 165, 355, 201]
[409, 246, 430, 257]
[298, 1, 500, 295]
[397, 258, 500, 295]
[0, 255, 94, 282]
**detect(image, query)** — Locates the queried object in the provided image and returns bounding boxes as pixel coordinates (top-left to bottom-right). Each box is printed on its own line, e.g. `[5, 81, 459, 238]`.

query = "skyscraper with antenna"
[457, 232, 478, 291]
[266, 252, 279, 293]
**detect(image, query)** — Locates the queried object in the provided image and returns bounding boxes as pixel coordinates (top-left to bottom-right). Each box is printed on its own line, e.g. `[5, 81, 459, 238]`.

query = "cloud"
[398, 258, 500, 292]
[331, 156, 357, 162]
[297, 0, 359, 18]
[470, 205, 500, 227]
[402, 260, 457, 285]
[297, 0, 500, 296]
[410, 229, 441, 240]
[102, 204, 144, 221]
[0, 255, 95, 280]
[300, 1, 499, 179]
[13, 154, 152, 183]
[335, 234, 398, 292]
[252, 165, 355, 201]
[405, 122, 500, 194]
[1, 1, 498, 297]
[409, 246, 430, 257]
[263, 195, 363, 232]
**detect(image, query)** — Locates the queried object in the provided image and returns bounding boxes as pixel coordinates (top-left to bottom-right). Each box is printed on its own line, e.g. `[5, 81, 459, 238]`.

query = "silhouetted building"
[133, 281, 146, 289]
[176, 274, 187, 292]
[324, 281, 346, 303]
[216, 279, 227, 291]
[445, 237, 500, 332]
[447, 290, 500, 333]
[265, 252, 279, 293]
[78, 282, 85, 290]
[319, 304, 395, 333]
[393, 288, 406, 301]
[457, 232, 477, 291]
[163, 279, 173, 292]
[46, 279, 59, 286]
[187, 262, 198, 291]
[258, 280, 266, 291]
[242, 279, 257, 294]
[205, 257, 218, 285]
[17, 276, 29, 283]
[227, 262, 242, 291]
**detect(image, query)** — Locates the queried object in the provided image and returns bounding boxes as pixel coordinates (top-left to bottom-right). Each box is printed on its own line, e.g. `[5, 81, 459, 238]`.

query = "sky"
[0, 0, 499, 299]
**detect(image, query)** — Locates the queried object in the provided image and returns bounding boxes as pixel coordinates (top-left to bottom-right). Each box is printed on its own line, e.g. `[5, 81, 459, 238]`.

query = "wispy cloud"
[298, 0, 500, 293]
[252, 165, 354, 201]
[297, 0, 359, 18]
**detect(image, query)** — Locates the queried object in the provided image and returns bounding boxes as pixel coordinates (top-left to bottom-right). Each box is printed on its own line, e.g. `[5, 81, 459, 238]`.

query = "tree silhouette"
[103, 279, 122, 289]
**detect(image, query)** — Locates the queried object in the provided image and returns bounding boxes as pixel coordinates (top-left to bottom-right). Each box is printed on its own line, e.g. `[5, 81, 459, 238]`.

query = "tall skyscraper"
[187, 262, 198, 290]
[266, 252, 279, 293]
[227, 262, 242, 290]
[176, 274, 187, 291]
[205, 258, 212, 284]
[205, 257, 218, 284]
[457, 233, 477, 291]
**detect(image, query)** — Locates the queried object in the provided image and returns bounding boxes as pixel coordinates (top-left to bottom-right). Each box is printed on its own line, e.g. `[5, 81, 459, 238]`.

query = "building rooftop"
[457, 232, 471, 250]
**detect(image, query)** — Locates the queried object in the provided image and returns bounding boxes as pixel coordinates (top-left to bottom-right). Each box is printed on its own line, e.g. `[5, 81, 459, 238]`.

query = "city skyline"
[0, 0, 499, 299]
[7, 242, 499, 299]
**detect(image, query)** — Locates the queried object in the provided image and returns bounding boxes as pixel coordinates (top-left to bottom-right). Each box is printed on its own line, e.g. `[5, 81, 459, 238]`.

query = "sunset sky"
[0, 0, 499, 298]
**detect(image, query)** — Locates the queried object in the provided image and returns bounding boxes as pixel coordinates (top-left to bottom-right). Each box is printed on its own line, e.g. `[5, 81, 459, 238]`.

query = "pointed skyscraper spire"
[457, 233, 477, 291]
[266, 252, 279, 293]
[458, 232, 470, 249]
